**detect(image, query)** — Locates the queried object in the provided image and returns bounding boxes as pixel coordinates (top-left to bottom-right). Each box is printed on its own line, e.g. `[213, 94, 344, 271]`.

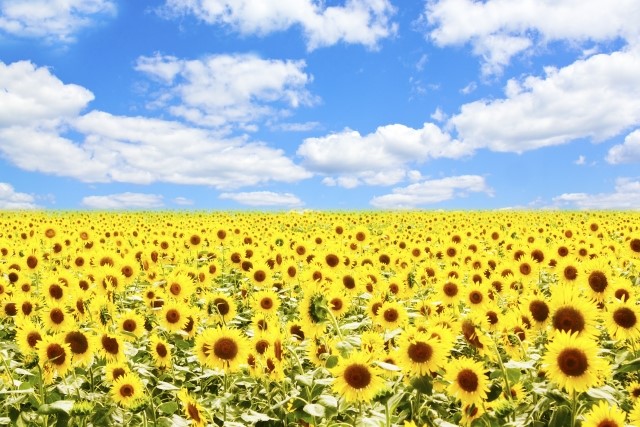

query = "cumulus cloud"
[552, 177, 640, 209]
[0, 0, 116, 42]
[173, 196, 194, 206]
[0, 182, 38, 209]
[219, 191, 303, 207]
[162, 0, 397, 50]
[0, 61, 94, 127]
[82, 192, 164, 209]
[425, 0, 640, 74]
[297, 123, 470, 187]
[370, 175, 493, 209]
[606, 129, 640, 164]
[449, 48, 640, 152]
[135, 53, 316, 129]
[0, 60, 311, 189]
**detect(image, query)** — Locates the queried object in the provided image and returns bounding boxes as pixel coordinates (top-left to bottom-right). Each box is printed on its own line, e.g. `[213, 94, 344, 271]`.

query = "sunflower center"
[557, 348, 588, 376]
[326, 254, 340, 267]
[457, 369, 479, 393]
[552, 307, 585, 334]
[469, 290, 483, 304]
[27, 331, 42, 348]
[260, 298, 274, 310]
[121, 266, 134, 278]
[255, 339, 269, 355]
[123, 319, 137, 332]
[4, 303, 17, 316]
[615, 289, 630, 301]
[112, 367, 126, 380]
[486, 311, 499, 325]
[65, 332, 88, 354]
[213, 337, 239, 360]
[461, 320, 484, 349]
[120, 384, 134, 397]
[102, 335, 120, 354]
[46, 343, 66, 366]
[49, 284, 63, 299]
[26, 255, 38, 269]
[213, 298, 230, 315]
[407, 341, 433, 363]
[190, 235, 201, 246]
[254, 270, 266, 283]
[20, 301, 32, 315]
[613, 307, 637, 329]
[383, 308, 399, 323]
[563, 266, 578, 281]
[156, 342, 168, 358]
[50, 308, 65, 324]
[558, 246, 569, 257]
[531, 249, 544, 263]
[330, 298, 343, 311]
[588, 271, 608, 293]
[595, 419, 618, 427]
[169, 283, 182, 296]
[529, 300, 550, 322]
[443, 282, 458, 297]
[187, 403, 202, 422]
[519, 263, 531, 275]
[290, 325, 305, 340]
[343, 364, 372, 389]
[630, 238, 640, 253]
[166, 309, 180, 324]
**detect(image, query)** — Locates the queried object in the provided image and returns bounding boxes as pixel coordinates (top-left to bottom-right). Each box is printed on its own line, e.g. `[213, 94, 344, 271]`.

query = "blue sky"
[1, 0, 640, 210]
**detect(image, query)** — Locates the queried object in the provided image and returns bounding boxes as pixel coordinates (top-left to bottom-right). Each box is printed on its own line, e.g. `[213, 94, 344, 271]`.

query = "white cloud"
[162, 0, 397, 50]
[135, 53, 316, 129]
[370, 175, 493, 209]
[219, 191, 303, 207]
[82, 192, 164, 209]
[0, 0, 116, 42]
[0, 60, 94, 127]
[270, 121, 320, 132]
[552, 177, 640, 209]
[0, 61, 311, 189]
[425, 0, 640, 74]
[173, 196, 194, 206]
[606, 129, 640, 164]
[574, 155, 586, 165]
[0, 182, 38, 209]
[297, 123, 470, 187]
[449, 48, 640, 152]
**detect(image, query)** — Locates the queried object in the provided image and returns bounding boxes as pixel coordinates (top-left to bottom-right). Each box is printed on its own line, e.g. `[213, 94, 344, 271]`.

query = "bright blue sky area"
[1, 0, 640, 210]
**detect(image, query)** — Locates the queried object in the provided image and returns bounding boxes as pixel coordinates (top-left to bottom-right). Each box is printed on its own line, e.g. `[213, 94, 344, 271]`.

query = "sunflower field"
[1, 211, 640, 427]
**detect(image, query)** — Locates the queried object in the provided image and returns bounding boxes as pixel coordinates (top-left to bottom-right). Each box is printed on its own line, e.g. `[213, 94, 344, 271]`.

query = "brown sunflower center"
[65, 331, 89, 354]
[156, 342, 168, 358]
[563, 266, 578, 281]
[169, 283, 182, 296]
[254, 270, 266, 283]
[166, 309, 180, 324]
[588, 271, 608, 293]
[112, 367, 126, 380]
[46, 343, 66, 366]
[49, 284, 63, 300]
[615, 288, 631, 301]
[120, 384, 134, 397]
[27, 331, 42, 348]
[213, 298, 230, 315]
[529, 300, 550, 322]
[102, 335, 120, 355]
[213, 337, 239, 360]
[407, 341, 433, 363]
[383, 308, 399, 323]
[443, 282, 458, 297]
[26, 255, 38, 269]
[50, 308, 65, 324]
[326, 254, 340, 267]
[457, 369, 479, 393]
[343, 364, 371, 389]
[613, 307, 637, 329]
[255, 339, 269, 355]
[486, 311, 499, 325]
[552, 306, 585, 334]
[330, 298, 343, 311]
[519, 263, 531, 275]
[123, 319, 137, 332]
[469, 290, 483, 304]
[630, 238, 640, 254]
[557, 347, 588, 376]
[187, 403, 202, 422]
[260, 298, 274, 310]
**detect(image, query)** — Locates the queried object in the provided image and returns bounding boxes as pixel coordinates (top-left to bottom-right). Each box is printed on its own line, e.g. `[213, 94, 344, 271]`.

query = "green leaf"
[240, 410, 273, 423]
[158, 401, 179, 415]
[156, 381, 180, 391]
[295, 374, 313, 387]
[548, 405, 571, 427]
[38, 400, 74, 415]
[317, 395, 338, 408]
[325, 355, 339, 369]
[303, 403, 326, 417]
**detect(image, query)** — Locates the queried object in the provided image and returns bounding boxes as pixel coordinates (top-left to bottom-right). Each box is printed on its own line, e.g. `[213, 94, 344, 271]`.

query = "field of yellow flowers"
[1, 211, 640, 427]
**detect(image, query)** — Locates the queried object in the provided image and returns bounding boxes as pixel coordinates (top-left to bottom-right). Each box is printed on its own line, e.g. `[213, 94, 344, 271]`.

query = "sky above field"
[1, 1, 640, 210]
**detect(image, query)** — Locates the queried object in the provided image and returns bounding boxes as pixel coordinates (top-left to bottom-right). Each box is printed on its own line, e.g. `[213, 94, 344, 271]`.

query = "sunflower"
[626, 237, 640, 259]
[111, 373, 146, 408]
[116, 311, 146, 341]
[542, 331, 608, 394]
[603, 301, 640, 342]
[37, 334, 72, 381]
[177, 388, 208, 427]
[43, 302, 73, 333]
[520, 292, 550, 331]
[555, 257, 582, 287]
[331, 351, 385, 403]
[94, 329, 126, 363]
[163, 270, 195, 302]
[395, 327, 445, 376]
[464, 281, 489, 311]
[299, 285, 329, 338]
[195, 327, 250, 372]
[436, 279, 462, 306]
[149, 334, 172, 368]
[375, 300, 408, 331]
[445, 357, 489, 407]
[15, 318, 44, 355]
[158, 301, 190, 333]
[64, 329, 94, 367]
[629, 381, 640, 401]
[581, 400, 626, 427]
[104, 362, 130, 383]
[207, 292, 237, 325]
[549, 287, 598, 338]
[581, 258, 613, 302]
[251, 288, 281, 317]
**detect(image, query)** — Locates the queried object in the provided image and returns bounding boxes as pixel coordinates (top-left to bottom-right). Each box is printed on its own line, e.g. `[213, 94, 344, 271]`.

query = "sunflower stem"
[570, 389, 578, 427]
